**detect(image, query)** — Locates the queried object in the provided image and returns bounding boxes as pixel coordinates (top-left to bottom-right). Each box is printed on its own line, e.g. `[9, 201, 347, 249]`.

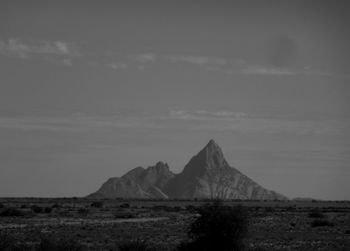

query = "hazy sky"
[0, 0, 349, 200]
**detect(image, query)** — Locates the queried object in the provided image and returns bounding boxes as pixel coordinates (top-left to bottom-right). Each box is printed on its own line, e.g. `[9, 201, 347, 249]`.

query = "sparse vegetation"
[91, 201, 104, 208]
[78, 207, 89, 215]
[0, 231, 19, 250]
[311, 219, 335, 227]
[114, 211, 135, 219]
[116, 239, 157, 251]
[0, 198, 349, 250]
[44, 207, 52, 214]
[52, 203, 61, 209]
[31, 205, 43, 214]
[37, 234, 83, 251]
[120, 203, 130, 208]
[308, 208, 325, 218]
[0, 208, 25, 217]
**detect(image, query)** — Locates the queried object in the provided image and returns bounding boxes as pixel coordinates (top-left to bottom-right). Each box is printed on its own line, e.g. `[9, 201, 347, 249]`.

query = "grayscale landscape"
[0, 1, 349, 250]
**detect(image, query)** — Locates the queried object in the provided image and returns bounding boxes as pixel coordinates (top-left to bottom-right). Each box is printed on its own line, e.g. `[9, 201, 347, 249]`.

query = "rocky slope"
[89, 162, 174, 199]
[164, 140, 287, 200]
[89, 140, 288, 200]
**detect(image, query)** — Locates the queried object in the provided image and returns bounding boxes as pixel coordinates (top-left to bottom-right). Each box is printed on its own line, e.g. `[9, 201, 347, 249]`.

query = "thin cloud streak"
[1, 39, 347, 79]
[169, 110, 246, 120]
[165, 54, 349, 79]
[0, 110, 346, 136]
[240, 65, 297, 76]
[0, 38, 78, 58]
[128, 52, 156, 63]
[107, 62, 127, 70]
[167, 110, 347, 135]
[166, 55, 229, 66]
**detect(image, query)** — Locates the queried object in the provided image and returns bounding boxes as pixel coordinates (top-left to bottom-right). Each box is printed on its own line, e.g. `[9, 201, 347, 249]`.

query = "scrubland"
[0, 198, 349, 250]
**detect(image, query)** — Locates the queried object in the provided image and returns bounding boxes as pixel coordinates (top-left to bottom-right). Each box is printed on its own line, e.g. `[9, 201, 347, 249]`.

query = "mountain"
[89, 140, 288, 200]
[164, 140, 287, 200]
[89, 161, 174, 199]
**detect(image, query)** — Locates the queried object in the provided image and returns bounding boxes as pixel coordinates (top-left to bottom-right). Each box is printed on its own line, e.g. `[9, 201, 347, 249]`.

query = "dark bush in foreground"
[308, 208, 325, 218]
[179, 200, 248, 251]
[0, 203, 4, 208]
[0, 208, 26, 217]
[117, 239, 157, 251]
[311, 219, 334, 227]
[37, 235, 83, 251]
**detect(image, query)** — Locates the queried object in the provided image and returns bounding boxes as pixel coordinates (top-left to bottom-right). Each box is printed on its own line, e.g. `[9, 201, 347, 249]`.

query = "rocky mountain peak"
[90, 140, 288, 200]
[152, 161, 169, 170]
[201, 139, 225, 163]
[181, 140, 228, 177]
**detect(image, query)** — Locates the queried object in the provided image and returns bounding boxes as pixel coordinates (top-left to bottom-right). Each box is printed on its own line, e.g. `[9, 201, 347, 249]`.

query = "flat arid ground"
[0, 198, 349, 251]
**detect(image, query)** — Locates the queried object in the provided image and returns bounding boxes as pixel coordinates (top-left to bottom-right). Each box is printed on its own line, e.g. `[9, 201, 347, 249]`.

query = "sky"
[0, 0, 349, 200]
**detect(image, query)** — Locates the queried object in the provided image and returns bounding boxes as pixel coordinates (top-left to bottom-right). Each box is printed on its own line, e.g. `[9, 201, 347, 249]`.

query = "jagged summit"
[180, 140, 228, 178]
[207, 139, 217, 146]
[203, 139, 222, 154]
[201, 140, 225, 160]
[149, 161, 170, 171]
[89, 140, 288, 200]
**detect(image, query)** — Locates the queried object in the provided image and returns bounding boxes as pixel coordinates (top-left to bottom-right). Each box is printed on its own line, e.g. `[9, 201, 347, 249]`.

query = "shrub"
[179, 200, 248, 251]
[0, 203, 4, 208]
[311, 219, 334, 227]
[52, 203, 61, 209]
[37, 234, 83, 251]
[185, 205, 197, 212]
[120, 203, 130, 208]
[247, 247, 269, 251]
[117, 239, 156, 251]
[114, 211, 135, 219]
[286, 206, 296, 212]
[308, 208, 325, 218]
[0, 208, 25, 217]
[44, 207, 52, 214]
[31, 205, 43, 214]
[78, 208, 89, 215]
[91, 201, 104, 208]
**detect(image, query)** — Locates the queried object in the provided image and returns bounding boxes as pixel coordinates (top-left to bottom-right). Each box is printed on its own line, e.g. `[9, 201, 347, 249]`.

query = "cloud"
[163, 53, 349, 79]
[62, 58, 73, 66]
[162, 54, 300, 76]
[167, 110, 346, 135]
[169, 110, 246, 120]
[0, 38, 78, 58]
[167, 55, 228, 66]
[0, 111, 347, 138]
[239, 65, 297, 76]
[128, 53, 156, 63]
[107, 62, 127, 70]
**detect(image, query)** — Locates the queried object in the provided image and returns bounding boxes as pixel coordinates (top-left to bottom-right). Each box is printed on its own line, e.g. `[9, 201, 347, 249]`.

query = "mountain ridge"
[89, 140, 288, 200]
